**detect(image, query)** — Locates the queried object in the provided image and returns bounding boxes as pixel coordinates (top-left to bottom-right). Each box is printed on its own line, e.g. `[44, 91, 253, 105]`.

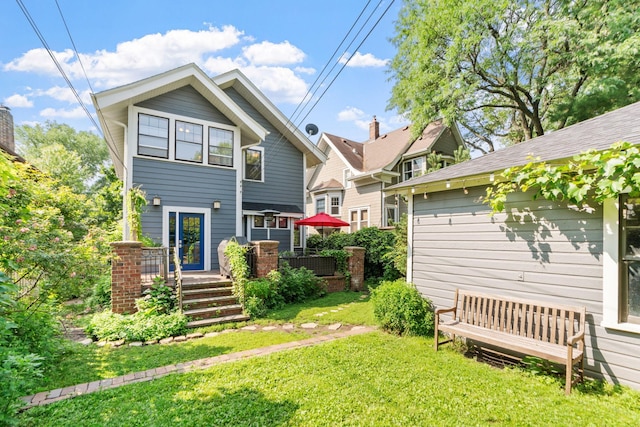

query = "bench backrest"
[454, 290, 586, 346]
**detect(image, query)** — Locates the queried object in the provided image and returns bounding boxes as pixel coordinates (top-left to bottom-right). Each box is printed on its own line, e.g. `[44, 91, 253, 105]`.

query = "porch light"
[152, 196, 161, 206]
[213, 200, 221, 210]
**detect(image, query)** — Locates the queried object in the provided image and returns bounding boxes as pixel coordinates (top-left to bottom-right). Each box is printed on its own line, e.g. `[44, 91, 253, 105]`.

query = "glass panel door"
[169, 212, 204, 271]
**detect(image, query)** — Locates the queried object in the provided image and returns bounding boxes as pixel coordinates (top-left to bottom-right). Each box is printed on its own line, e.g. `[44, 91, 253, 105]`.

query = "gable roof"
[213, 69, 326, 168]
[323, 133, 364, 171]
[388, 101, 640, 193]
[309, 178, 344, 193]
[92, 63, 269, 177]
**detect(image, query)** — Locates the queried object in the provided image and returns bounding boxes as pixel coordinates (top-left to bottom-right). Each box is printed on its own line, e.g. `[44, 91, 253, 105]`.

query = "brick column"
[345, 246, 365, 291]
[111, 241, 142, 314]
[253, 240, 279, 278]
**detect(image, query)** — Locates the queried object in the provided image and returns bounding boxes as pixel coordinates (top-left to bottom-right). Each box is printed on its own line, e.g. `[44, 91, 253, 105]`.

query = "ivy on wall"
[484, 141, 640, 212]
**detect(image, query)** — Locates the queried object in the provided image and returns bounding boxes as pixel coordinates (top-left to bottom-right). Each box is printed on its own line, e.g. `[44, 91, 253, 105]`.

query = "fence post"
[344, 246, 365, 291]
[252, 240, 279, 278]
[110, 241, 142, 314]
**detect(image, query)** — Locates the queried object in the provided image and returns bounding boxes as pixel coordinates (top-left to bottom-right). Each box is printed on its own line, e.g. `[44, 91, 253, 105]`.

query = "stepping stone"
[186, 332, 204, 339]
[241, 325, 258, 331]
[221, 329, 238, 334]
[314, 312, 327, 317]
[301, 323, 318, 329]
[204, 332, 219, 338]
[159, 337, 174, 344]
[262, 326, 278, 331]
[360, 295, 368, 299]
[80, 338, 93, 346]
[173, 336, 187, 342]
[144, 340, 158, 345]
[282, 324, 295, 330]
[96, 341, 107, 347]
[112, 339, 125, 347]
[337, 307, 344, 311]
[328, 323, 342, 331]
[351, 326, 367, 331]
[129, 341, 143, 347]
[330, 309, 339, 313]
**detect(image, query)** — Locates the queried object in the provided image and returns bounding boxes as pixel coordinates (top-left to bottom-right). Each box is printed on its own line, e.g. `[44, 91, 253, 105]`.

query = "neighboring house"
[388, 101, 640, 390]
[306, 117, 465, 234]
[0, 105, 24, 162]
[92, 63, 326, 270]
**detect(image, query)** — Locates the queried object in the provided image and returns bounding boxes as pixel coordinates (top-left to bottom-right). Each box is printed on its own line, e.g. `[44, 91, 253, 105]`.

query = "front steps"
[177, 277, 249, 328]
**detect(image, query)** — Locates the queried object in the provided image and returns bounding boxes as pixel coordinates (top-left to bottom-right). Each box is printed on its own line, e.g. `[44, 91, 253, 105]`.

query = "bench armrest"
[567, 330, 585, 346]
[435, 306, 456, 315]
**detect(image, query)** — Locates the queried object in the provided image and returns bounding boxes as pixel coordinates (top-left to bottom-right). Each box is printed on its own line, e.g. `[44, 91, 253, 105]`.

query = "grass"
[19, 332, 640, 426]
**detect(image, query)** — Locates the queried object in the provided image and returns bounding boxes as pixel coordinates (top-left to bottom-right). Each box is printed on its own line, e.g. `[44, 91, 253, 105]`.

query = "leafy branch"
[485, 141, 640, 212]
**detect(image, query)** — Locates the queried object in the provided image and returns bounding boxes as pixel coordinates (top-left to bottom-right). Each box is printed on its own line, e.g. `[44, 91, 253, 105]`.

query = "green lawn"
[20, 332, 640, 426]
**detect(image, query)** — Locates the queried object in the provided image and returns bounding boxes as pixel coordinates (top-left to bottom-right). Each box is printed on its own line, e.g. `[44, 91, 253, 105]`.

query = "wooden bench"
[434, 289, 586, 394]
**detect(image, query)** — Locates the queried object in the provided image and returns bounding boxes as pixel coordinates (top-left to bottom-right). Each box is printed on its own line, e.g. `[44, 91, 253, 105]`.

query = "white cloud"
[241, 66, 309, 104]
[4, 48, 76, 74]
[243, 41, 305, 66]
[40, 106, 86, 119]
[201, 56, 247, 76]
[3, 94, 33, 108]
[294, 66, 316, 75]
[337, 107, 366, 122]
[339, 51, 388, 68]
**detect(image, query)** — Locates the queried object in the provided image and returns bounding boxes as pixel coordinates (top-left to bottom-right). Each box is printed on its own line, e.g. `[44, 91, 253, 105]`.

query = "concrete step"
[182, 295, 238, 310]
[181, 286, 234, 300]
[187, 314, 250, 328]
[181, 280, 233, 290]
[183, 304, 244, 320]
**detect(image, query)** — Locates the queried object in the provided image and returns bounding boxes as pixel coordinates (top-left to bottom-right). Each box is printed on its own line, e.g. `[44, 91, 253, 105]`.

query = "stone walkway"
[21, 323, 375, 409]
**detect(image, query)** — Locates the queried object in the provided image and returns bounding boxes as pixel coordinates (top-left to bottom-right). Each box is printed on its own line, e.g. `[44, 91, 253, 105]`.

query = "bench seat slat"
[438, 321, 583, 363]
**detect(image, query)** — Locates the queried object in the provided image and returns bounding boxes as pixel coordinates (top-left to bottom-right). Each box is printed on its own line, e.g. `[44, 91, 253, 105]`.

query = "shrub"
[86, 274, 111, 310]
[277, 262, 325, 303]
[0, 351, 43, 425]
[370, 280, 434, 336]
[86, 310, 187, 342]
[245, 276, 284, 312]
[135, 278, 176, 316]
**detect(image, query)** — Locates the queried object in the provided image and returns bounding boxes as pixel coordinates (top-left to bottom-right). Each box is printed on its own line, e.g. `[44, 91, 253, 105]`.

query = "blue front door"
[169, 212, 204, 271]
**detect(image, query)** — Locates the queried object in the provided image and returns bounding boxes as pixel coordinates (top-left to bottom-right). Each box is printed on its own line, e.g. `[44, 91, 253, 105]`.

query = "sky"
[0, 0, 409, 147]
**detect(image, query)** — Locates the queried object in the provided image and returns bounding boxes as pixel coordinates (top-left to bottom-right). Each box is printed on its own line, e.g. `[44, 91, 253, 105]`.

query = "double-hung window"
[403, 157, 424, 181]
[316, 198, 325, 214]
[138, 114, 169, 158]
[330, 195, 341, 216]
[245, 147, 263, 181]
[620, 195, 640, 324]
[209, 127, 233, 167]
[175, 121, 203, 162]
[350, 208, 369, 232]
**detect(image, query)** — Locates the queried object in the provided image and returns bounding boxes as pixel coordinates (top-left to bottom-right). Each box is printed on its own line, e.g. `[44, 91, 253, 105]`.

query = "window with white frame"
[175, 120, 203, 162]
[330, 195, 341, 216]
[315, 197, 325, 214]
[343, 169, 352, 189]
[403, 157, 425, 181]
[349, 207, 369, 232]
[385, 204, 398, 227]
[209, 127, 233, 167]
[138, 113, 169, 158]
[245, 147, 263, 181]
[620, 194, 640, 324]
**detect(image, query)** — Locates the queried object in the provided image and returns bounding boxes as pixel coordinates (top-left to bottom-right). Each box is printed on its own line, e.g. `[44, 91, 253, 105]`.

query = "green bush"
[370, 280, 434, 336]
[0, 351, 43, 425]
[245, 276, 284, 312]
[135, 278, 176, 316]
[277, 263, 326, 303]
[86, 311, 187, 342]
[86, 274, 111, 310]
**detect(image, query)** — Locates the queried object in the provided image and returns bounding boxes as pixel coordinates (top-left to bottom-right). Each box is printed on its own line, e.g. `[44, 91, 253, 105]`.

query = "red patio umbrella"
[295, 212, 349, 237]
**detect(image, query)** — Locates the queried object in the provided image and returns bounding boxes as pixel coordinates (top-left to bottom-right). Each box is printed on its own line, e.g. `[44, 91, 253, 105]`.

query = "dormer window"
[403, 157, 425, 181]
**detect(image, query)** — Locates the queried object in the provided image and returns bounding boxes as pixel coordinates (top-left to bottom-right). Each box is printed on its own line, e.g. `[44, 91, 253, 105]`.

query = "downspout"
[112, 120, 130, 240]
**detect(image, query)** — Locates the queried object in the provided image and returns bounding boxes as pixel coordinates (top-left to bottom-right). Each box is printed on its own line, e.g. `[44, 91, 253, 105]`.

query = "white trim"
[315, 196, 326, 214]
[348, 206, 370, 232]
[162, 206, 211, 271]
[243, 146, 265, 182]
[328, 192, 342, 216]
[343, 168, 352, 189]
[407, 195, 414, 283]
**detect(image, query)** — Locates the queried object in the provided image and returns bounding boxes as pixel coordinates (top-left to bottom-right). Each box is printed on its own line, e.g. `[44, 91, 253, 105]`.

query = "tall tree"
[388, 0, 640, 154]
[15, 121, 110, 192]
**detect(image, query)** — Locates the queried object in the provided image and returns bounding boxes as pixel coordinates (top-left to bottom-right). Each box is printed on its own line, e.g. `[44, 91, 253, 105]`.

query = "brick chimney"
[369, 115, 379, 140]
[0, 105, 15, 153]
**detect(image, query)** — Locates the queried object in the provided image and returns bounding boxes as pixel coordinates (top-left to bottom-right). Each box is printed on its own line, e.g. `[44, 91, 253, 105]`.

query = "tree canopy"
[15, 121, 110, 193]
[388, 0, 640, 154]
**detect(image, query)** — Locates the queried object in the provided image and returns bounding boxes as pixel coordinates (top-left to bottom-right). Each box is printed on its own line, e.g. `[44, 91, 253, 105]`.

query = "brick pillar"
[253, 240, 279, 278]
[111, 241, 142, 314]
[345, 246, 365, 291]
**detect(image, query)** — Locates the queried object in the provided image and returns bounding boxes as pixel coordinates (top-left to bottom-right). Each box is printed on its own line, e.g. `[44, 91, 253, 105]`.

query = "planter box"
[279, 256, 336, 276]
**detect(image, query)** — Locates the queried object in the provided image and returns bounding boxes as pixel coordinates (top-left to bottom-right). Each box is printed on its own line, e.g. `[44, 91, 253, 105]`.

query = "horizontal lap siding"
[137, 85, 233, 124]
[133, 157, 236, 270]
[413, 186, 640, 389]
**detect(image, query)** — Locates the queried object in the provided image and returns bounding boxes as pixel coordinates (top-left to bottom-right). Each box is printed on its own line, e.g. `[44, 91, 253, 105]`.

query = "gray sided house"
[306, 117, 465, 233]
[92, 63, 325, 270]
[388, 101, 640, 390]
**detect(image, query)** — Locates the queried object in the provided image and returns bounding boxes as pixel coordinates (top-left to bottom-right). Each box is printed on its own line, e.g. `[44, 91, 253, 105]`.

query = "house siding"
[133, 157, 236, 270]
[223, 87, 303, 252]
[412, 185, 640, 389]
[136, 85, 234, 125]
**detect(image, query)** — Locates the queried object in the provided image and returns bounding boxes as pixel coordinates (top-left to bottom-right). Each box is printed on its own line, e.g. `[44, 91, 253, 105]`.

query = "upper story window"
[138, 114, 169, 158]
[343, 169, 352, 189]
[209, 127, 233, 167]
[175, 121, 203, 162]
[245, 147, 263, 181]
[316, 198, 325, 214]
[403, 157, 424, 181]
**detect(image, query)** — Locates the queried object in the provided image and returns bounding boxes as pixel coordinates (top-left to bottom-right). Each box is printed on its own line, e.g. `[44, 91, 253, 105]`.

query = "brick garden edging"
[21, 322, 375, 409]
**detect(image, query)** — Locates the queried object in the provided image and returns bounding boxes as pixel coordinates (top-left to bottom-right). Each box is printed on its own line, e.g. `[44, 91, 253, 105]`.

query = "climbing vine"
[484, 141, 640, 212]
[126, 186, 147, 241]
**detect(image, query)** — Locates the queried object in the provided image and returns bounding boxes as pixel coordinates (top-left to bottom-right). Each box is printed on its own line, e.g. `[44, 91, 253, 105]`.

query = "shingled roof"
[388, 100, 640, 191]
